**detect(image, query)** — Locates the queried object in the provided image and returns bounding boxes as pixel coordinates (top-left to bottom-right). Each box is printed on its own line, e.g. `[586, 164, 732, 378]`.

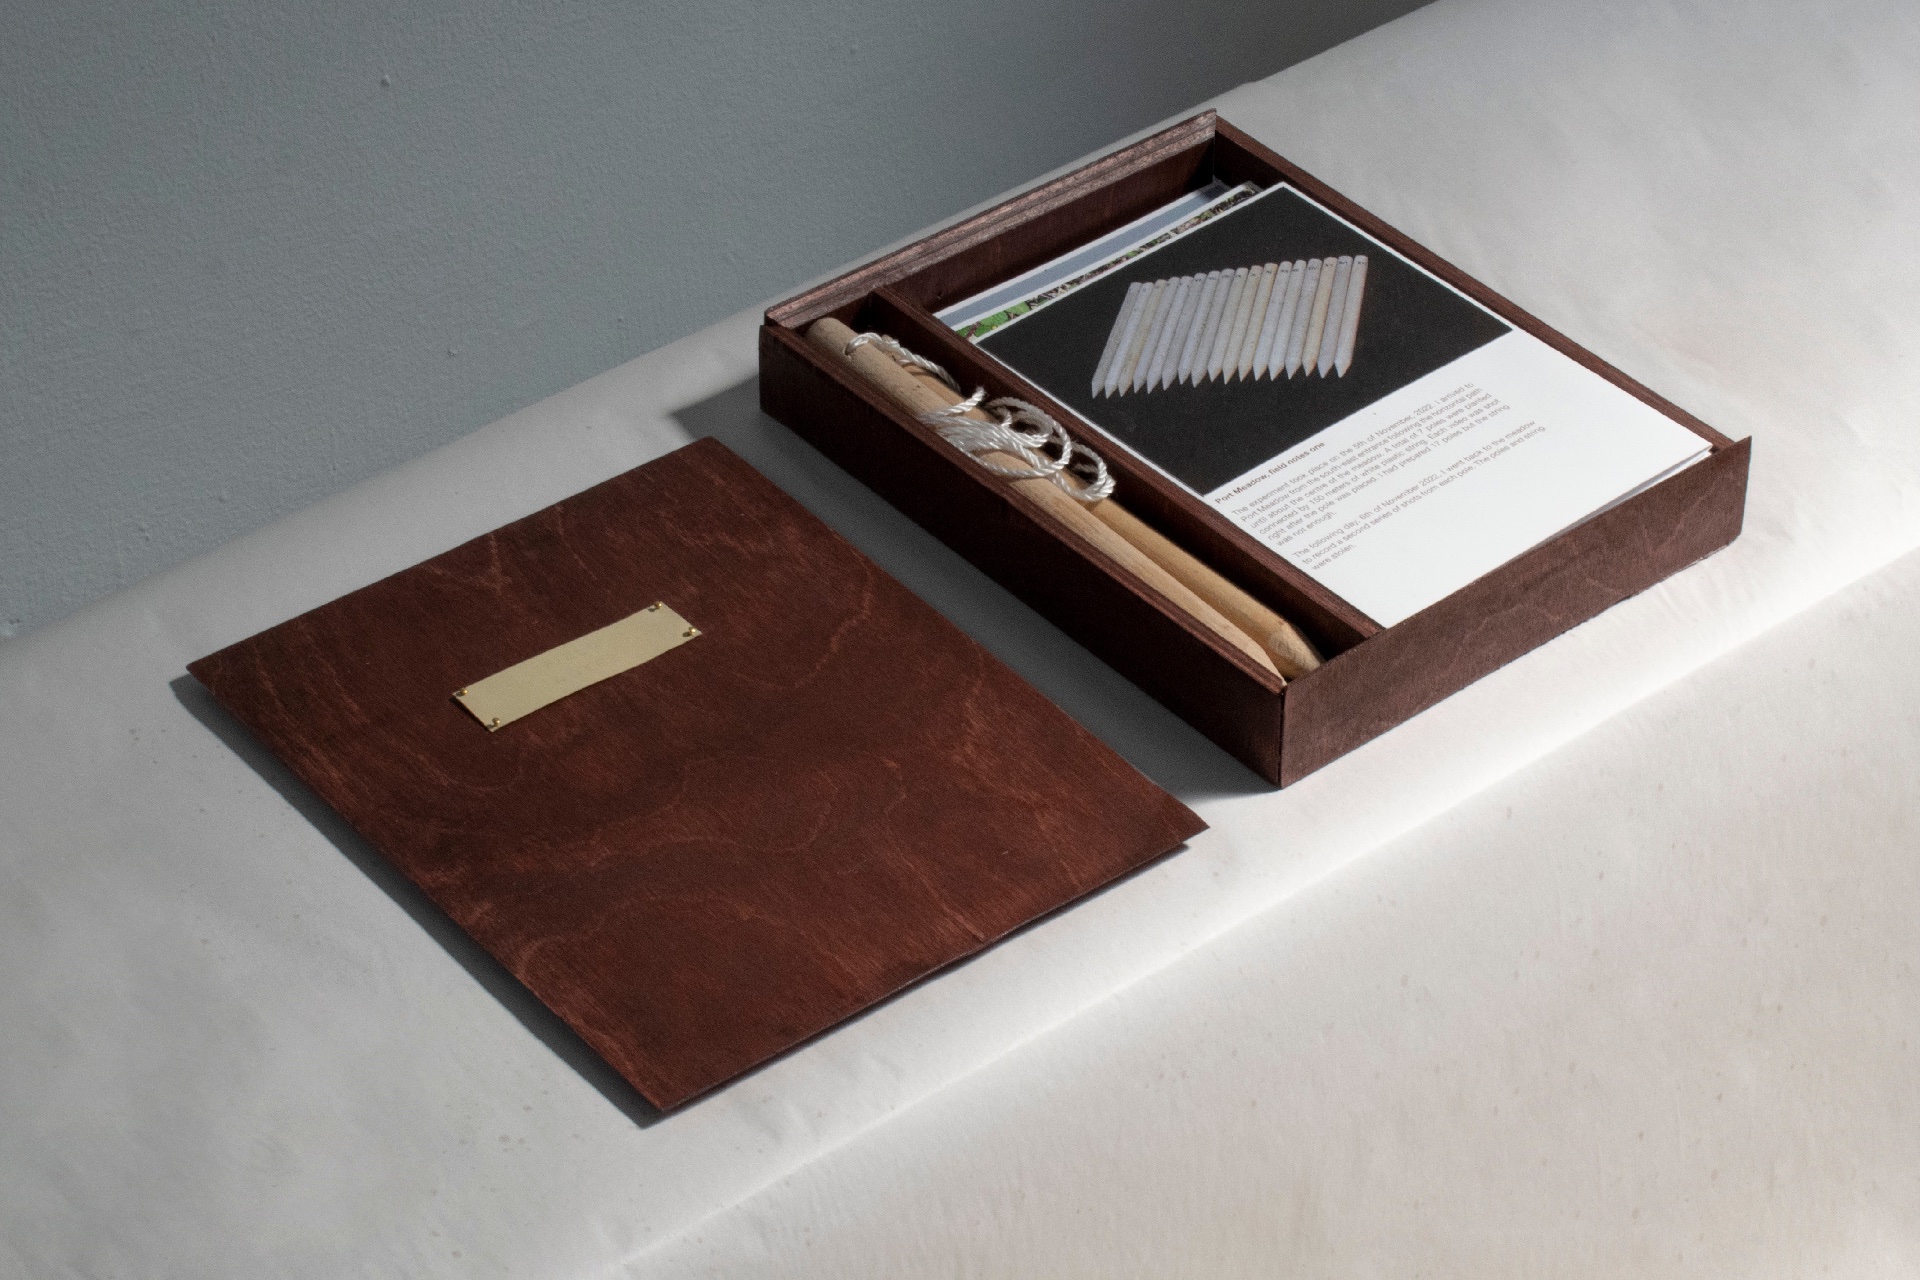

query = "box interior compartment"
[761, 112, 1744, 784]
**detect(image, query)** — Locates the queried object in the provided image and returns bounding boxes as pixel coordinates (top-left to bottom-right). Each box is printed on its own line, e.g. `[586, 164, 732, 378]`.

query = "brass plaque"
[453, 602, 699, 731]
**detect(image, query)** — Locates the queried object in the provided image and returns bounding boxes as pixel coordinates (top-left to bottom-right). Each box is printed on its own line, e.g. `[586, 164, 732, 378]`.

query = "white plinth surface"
[6, 0, 1920, 1274]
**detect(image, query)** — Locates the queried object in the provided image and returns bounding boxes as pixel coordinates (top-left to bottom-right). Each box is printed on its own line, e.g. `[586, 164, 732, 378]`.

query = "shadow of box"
[759, 110, 1749, 786]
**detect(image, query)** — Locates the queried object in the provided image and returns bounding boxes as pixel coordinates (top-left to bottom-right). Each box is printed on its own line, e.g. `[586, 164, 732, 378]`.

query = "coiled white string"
[843, 330, 961, 393]
[844, 332, 1115, 504]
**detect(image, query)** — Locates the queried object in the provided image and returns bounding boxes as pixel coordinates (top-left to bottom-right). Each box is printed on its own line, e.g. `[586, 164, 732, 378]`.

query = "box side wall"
[1279, 437, 1751, 783]
[761, 323, 1286, 781]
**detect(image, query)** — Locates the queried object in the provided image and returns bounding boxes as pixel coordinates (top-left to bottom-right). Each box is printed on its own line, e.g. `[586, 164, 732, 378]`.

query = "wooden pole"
[807, 317, 1323, 679]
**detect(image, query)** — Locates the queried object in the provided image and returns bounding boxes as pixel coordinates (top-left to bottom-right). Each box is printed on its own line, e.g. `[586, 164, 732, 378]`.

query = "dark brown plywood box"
[190, 439, 1203, 1110]
[759, 111, 1750, 784]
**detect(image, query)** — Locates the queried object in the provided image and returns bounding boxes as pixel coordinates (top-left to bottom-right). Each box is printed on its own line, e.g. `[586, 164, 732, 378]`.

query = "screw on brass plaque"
[452, 602, 700, 731]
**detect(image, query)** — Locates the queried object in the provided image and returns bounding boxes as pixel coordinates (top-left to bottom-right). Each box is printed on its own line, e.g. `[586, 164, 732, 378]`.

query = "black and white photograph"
[981, 184, 1511, 494]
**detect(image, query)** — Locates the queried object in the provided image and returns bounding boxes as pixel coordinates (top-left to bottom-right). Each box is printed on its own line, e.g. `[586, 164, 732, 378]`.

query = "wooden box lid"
[189, 438, 1203, 1110]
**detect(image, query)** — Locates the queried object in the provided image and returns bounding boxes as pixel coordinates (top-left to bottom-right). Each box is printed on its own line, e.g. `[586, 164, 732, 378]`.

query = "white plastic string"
[842, 331, 961, 393]
[843, 331, 1115, 504]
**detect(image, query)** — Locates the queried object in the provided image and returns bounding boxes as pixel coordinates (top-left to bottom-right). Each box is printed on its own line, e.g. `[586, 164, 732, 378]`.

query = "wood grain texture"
[1281, 438, 1752, 783]
[761, 319, 1292, 781]
[189, 439, 1204, 1110]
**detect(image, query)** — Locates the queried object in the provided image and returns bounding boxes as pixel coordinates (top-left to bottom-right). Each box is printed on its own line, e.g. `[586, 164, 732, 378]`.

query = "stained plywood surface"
[189, 438, 1202, 1109]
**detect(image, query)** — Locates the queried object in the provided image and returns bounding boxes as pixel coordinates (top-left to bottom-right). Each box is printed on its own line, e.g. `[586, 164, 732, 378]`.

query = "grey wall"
[1, 0, 1429, 640]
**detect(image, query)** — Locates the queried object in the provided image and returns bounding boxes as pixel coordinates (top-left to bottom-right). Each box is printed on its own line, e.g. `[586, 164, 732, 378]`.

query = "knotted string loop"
[842, 331, 961, 393]
[843, 331, 1114, 504]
